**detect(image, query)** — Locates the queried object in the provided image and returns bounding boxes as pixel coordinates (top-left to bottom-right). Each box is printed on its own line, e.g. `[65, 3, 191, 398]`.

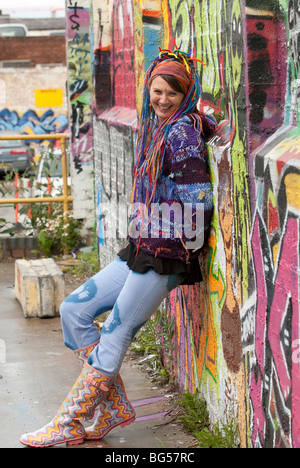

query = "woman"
[19, 48, 216, 447]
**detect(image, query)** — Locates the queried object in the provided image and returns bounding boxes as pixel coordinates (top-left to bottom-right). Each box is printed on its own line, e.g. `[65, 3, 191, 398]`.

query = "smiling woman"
[19, 47, 217, 449]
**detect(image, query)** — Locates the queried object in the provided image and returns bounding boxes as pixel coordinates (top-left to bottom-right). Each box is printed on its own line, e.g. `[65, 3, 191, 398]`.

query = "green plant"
[175, 390, 239, 448]
[195, 419, 239, 449]
[37, 230, 54, 256]
[0, 218, 15, 236]
[0, 146, 81, 256]
[176, 390, 210, 434]
[27, 205, 82, 256]
[50, 209, 82, 254]
[130, 307, 175, 383]
[66, 248, 100, 278]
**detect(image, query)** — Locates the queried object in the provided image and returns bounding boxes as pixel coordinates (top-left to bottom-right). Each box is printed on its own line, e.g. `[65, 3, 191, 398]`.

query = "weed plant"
[0, 151, 83, 255]
[176, 390, 239, 448]
[67, 248, 100, 278]
[130, 307, 175, 383]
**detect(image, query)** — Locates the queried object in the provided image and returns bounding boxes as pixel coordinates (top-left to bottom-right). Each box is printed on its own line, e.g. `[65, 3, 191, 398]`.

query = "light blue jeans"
[60, 257, 183, 377]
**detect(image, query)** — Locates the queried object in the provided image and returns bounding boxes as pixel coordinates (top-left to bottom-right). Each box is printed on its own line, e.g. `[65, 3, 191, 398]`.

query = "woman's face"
[149, 76, 185, 123]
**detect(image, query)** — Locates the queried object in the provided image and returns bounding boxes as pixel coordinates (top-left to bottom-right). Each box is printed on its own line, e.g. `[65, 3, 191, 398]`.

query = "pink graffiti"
[250, 369, 266, 446]
[268, 216, 300, 448]
[252, 215, 268, 373]
[250, 213, 268, 446]
[251, 212, 300, 447]
[112, 0, 136, 109]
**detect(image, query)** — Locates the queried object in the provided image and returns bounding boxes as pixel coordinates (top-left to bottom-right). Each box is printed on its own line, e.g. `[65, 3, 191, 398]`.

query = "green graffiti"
[225, 0, 251, 301]
[230, 0, 243, 93]
[194, 0, 222, 97]
[167, 0, 251, 301]
[167, 0, 193, 53]
[167, 0, 222, 99]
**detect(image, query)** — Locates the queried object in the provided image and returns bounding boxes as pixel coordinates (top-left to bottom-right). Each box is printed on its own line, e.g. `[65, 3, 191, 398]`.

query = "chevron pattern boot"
[74, 343, 136, 440]
[19, 363, 113, 448]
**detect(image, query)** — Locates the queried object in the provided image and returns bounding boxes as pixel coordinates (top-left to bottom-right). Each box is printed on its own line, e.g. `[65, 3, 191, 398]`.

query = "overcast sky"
[0, 0, 65, 18]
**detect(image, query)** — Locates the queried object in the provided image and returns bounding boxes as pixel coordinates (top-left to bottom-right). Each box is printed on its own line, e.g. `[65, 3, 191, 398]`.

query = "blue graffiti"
[0, 108, 68, 135]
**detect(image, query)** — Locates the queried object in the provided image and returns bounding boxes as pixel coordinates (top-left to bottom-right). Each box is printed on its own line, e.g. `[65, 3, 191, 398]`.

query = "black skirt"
[118, 242, 203, 286]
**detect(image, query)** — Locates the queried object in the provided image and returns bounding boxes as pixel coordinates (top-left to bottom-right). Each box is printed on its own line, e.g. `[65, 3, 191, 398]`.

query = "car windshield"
[0, 26, 26, 37]
[0, 139, 24, 148]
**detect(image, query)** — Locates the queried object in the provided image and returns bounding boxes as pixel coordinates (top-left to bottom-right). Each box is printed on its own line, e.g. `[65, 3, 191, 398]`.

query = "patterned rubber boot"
[74, 343, 136, 440]
[19, 363, 113, 448]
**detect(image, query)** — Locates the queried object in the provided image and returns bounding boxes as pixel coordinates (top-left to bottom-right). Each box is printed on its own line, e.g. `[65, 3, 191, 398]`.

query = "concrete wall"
[66, 0, 300, 448]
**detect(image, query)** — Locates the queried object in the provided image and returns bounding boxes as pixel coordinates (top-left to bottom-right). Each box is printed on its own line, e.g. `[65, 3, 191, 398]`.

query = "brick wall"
[0, 36, 66, 66]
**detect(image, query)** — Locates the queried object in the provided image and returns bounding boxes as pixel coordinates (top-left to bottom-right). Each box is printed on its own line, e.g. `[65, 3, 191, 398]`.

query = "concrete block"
[15, 258, 65, 318]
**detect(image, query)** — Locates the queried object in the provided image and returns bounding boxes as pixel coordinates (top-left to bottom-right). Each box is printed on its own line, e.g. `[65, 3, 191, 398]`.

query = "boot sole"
[19, 436, 85, 448]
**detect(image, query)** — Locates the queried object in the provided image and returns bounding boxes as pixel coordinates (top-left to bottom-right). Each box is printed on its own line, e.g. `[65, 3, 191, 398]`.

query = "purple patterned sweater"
[127, 113, 216, 264]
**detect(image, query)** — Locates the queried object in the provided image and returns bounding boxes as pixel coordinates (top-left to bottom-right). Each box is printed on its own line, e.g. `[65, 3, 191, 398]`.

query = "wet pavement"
[0, 261, 196, 450]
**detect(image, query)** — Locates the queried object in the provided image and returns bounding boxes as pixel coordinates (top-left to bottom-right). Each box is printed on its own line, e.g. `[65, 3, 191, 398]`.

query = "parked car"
[33, 148, 70, 198]
[0, 23, 28, 37]
[0, 131, 34, 174]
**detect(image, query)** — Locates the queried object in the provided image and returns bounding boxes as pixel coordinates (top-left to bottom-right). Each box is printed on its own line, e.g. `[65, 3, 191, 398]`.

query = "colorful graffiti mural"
[0, 108, 68, 135]
[67, 0, 94, 171]
[246, 131, 300, 448]
[66, 0, 300, 448]
[161, 0, 299, 448]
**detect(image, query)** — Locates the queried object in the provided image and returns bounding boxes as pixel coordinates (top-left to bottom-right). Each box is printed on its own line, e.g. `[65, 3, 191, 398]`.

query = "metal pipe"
[0, 196, 73, 204]
[0, 134, 69, 141]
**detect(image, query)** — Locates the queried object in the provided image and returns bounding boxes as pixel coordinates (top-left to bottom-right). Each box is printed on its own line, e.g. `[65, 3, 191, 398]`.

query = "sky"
[0, 0, 65, 18]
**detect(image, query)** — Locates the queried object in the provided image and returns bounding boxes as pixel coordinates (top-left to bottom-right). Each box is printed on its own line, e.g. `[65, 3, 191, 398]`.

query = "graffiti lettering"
[0, 108, 68, 135]
[68, 0, 84, 31]
[67, 1, 93, 167]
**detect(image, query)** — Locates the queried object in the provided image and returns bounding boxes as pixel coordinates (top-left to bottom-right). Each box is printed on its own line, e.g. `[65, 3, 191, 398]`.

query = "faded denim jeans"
[60, 257, 183, 377]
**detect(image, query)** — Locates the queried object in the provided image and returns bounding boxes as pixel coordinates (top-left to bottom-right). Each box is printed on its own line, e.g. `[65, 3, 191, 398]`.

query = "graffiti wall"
[66, 0, 96, 231]
[0, 108, 68, 135]
[0, 66, 68, 136]
[66, 0, 300, 448]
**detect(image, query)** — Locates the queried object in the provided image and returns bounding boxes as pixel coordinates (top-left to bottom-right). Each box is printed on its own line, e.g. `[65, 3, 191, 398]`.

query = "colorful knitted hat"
[148, 60, 192, 94]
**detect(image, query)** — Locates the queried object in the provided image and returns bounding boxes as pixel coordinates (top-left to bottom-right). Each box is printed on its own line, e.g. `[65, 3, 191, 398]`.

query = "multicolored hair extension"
[131, 46, 206, 209]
